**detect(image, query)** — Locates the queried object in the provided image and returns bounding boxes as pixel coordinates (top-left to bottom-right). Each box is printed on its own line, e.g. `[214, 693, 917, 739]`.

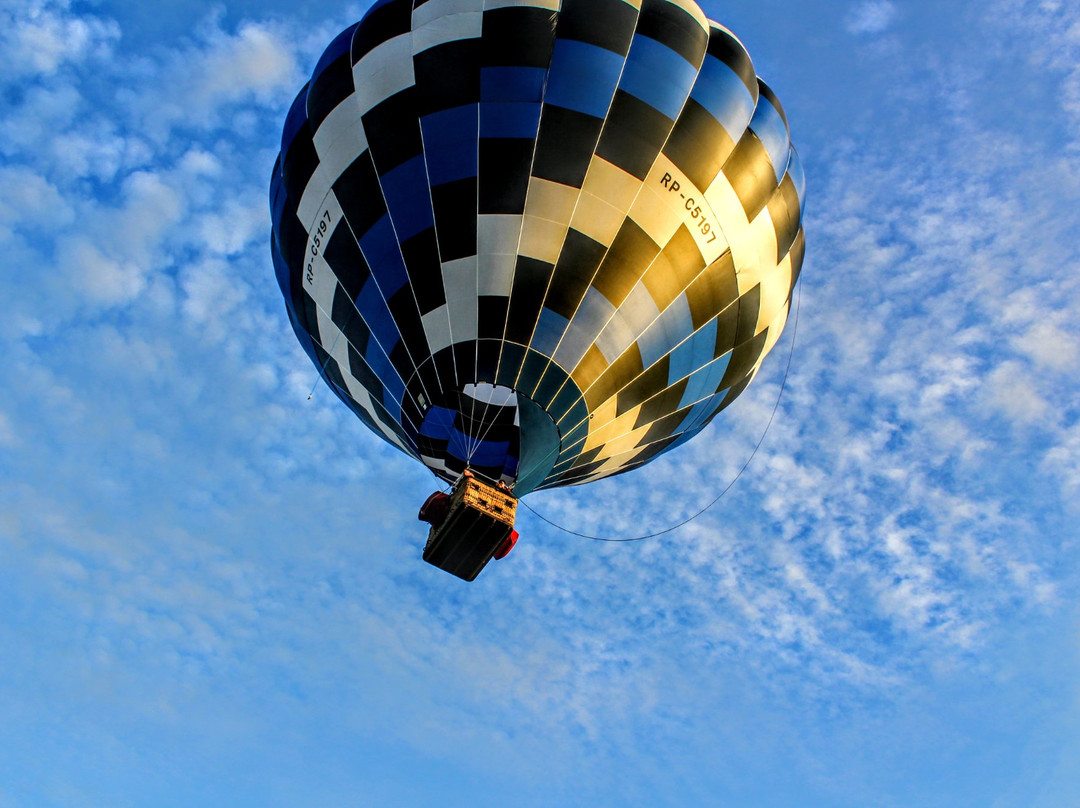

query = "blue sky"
[1, 0, 1078, 805]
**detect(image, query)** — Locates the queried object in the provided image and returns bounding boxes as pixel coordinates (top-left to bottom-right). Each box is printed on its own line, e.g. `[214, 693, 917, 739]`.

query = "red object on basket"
[493, 529, 519, 560]
[418, 491, 451, 527]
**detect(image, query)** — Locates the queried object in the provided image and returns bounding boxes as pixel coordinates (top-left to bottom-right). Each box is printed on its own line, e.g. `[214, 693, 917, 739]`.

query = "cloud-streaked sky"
[1, 0, 1077, 805]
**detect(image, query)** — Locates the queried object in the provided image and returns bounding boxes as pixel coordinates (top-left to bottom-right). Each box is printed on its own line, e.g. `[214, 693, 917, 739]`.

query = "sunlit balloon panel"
[271, 0, 805, 494]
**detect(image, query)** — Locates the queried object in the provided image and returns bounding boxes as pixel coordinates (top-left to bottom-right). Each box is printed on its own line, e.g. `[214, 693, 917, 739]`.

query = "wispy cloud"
[844, 0, 898, 35]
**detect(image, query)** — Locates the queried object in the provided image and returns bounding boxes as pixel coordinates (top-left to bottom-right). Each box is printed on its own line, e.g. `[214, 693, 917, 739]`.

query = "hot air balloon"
[270, 0, 805, 579]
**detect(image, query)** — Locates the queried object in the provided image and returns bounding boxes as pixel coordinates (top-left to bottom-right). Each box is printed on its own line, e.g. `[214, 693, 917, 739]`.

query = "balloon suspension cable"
[307, 325, 347, 401]
[519, 282, 802, 543]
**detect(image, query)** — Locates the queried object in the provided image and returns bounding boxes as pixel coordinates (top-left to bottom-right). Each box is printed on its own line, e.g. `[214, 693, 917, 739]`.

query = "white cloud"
[1043, 424, 1080, 508]
[60, 236, 148, 306]
[0, 84, 83, 156]
[56, 169, 186, 307]
[0, 166, 73, 239]
[845, 0, 898, 35]
[47, 127, 151, 183]
[1012, 320, 1079, 371]
[193, 23, 298, 107]
[180, 257, 251, 340]
[124, 19, 302, 139]
[195, 197, 269, 257]
[0, 0, 119, 78]
[995, 0, 1080, 147]
[984, 360, 1053, 426]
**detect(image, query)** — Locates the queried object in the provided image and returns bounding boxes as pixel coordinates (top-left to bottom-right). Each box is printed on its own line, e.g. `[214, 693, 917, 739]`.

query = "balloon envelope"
[270, 0, 805, 495]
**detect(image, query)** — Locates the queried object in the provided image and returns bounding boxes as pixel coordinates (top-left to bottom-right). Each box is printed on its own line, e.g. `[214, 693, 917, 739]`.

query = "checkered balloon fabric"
[270, 0, 805, 495]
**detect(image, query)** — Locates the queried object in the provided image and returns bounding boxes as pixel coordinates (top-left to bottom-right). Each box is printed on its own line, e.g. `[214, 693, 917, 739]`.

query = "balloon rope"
[307, 327, 345, 400]
[518, 281, 802, 542]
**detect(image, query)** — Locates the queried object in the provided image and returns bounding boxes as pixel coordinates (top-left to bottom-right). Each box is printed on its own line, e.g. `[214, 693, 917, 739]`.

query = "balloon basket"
[421, 476, 517, 582]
